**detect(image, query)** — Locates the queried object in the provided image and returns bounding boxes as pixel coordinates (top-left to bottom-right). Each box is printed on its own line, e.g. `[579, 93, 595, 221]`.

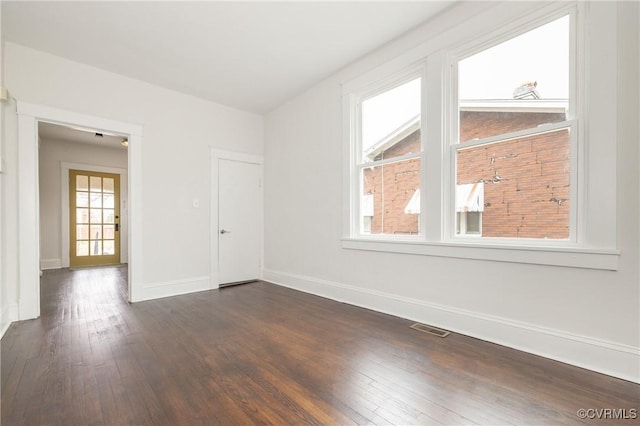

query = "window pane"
[103, 178, 115, 193]
[76, 192, 88, 208]
[103, 209, 115, 224]
[90, 225, 102, 240]
[90, 176, 102, 192]
[103, 240, 115, 255]
[361, 158, 421, 235]
[76, 225, 89, 240]
[361, 78, 421, 162]
[76, 241, 89, 257]
[90, 240, 102, 256]
[103, 193, 115, 209]
[103, 225, 115, 239]
[76, 175, 88, 191]
[458, 15, 569, 143]
[466, 212, 482, 234]
[90, 209, 102, 224]
[89, 192, 102, 208]
[76, 208, 89, 224]
[456, 128, 570, 239]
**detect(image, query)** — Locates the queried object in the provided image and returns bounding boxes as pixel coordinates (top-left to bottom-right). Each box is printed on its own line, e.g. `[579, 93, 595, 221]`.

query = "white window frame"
[350, 65, 427, 239]
[446, 9, 579, 245]
[342, 1, 620, 270]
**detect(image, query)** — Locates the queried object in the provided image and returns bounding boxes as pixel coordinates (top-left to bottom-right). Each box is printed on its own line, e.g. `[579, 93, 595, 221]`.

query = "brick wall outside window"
[361, 111, 570, 238]
[363, 131, 421, 235]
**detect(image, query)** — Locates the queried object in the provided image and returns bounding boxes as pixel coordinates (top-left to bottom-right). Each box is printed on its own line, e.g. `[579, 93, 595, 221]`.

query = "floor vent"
[410, 323, 450, 338]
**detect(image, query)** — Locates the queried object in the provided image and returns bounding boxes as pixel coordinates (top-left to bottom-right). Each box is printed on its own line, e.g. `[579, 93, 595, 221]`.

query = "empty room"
[1, 1, 639, 424]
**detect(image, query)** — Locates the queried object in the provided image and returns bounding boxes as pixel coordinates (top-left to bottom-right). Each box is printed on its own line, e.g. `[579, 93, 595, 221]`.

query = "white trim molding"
[40, 259, 62, 270]
[140, 276, 210, 302]
[342, 239, 620, 271]
[1, 303, 19, 338]
[17, 110, 41, 320]
[262, 269, 640, 384]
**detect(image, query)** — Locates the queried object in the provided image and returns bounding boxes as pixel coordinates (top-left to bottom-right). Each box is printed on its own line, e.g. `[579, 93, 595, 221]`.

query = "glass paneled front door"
[69, 170, 121, 267]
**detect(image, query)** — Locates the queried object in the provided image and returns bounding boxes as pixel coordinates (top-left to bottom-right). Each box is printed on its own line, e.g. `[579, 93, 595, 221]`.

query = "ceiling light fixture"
[121, 139, 129, 147]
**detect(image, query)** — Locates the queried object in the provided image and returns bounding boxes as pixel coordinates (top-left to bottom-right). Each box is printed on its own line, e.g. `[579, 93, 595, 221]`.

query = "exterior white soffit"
[364, 115, 420, 161]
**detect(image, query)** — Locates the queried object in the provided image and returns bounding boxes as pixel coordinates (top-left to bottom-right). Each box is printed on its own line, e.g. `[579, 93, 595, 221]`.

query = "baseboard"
[40, 258, 62, 270]
[139, 276, 211, 302]
[1, 303, 19, 339]
[262, 269, 640, 384]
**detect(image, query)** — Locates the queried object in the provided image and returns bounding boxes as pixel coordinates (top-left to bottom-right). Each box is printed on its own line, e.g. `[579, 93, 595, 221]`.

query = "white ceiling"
[39, 122, 127, 150]
[2, 1, 454, 113]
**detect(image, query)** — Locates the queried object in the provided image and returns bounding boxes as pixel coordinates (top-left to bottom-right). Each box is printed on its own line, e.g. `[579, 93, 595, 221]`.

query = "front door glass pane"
[76, 241, 89, 256]
[76, 175, 89, 191]
[90, 240, 102, 256]
[90, 176, 102, 192]
[103, 194, 114, 209]
[90, 192, 102, 208]
[103, 178, 115, 193]
[90, 209, 102, 223]
[76, 192, 89, 207]
[77, 208, 89, 223]
[103, 209, 115, 224]
[76, 225, 89, 240]
[103, 240, 115, 255]
[103, 225, 115, 239]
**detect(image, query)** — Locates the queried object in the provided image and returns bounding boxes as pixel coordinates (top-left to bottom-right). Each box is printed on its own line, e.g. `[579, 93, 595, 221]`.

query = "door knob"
[220, 229, 231, 234]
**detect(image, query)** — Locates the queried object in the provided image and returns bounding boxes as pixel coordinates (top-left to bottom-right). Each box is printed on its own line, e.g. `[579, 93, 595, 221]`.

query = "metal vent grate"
[410, 323, 450, 338]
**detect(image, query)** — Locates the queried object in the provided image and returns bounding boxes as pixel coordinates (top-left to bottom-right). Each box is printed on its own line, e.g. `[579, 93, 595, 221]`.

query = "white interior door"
[218, 158, 262, 285]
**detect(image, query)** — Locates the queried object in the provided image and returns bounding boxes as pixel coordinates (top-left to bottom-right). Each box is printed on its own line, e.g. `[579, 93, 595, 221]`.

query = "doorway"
[38, 123, 128, 273]
[17, 102, 143, 320]
[210, 149, 263, 288]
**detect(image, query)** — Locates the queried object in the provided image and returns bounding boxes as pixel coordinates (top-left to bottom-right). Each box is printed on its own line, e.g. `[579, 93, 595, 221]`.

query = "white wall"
[38, 138, 128, 269]
[3, 42, 263, 310]
[263, 1, 639, 382]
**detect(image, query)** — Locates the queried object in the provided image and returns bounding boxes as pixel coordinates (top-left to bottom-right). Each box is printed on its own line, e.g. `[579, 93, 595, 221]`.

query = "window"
[357, 76, 422, 236]
[362, 194, 374, 234]
[456, 183, 483, 236]
[343, 2, 620, 270]
[457, 212, 482, 236]
[454, 15, 574, 240]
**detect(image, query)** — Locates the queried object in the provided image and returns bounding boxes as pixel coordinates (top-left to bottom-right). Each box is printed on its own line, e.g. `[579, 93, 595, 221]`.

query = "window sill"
[341, 238, 620, 270]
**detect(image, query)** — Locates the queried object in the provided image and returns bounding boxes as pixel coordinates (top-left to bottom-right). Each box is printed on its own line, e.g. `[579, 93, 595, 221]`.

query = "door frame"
[17, 101, 143, 320]
[209, 148, 263, 289]
[64, 165, 128, 267]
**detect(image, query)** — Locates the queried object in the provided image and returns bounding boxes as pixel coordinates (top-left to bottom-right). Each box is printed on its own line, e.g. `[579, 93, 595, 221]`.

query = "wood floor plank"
[2, 267, 638, 425]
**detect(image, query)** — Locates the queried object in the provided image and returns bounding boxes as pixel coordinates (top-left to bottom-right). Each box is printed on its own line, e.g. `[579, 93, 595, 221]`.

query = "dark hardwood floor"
[1, 267, 638, 425]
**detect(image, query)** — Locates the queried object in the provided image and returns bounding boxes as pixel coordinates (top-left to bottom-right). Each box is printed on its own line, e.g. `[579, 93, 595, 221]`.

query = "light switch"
[192, 198, 200, 209]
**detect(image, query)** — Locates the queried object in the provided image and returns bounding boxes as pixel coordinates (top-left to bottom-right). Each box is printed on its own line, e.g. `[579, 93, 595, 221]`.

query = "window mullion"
[423, 53, 445, 242]
[456, 120, 576, 151]
[358, 152, 421, 169]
